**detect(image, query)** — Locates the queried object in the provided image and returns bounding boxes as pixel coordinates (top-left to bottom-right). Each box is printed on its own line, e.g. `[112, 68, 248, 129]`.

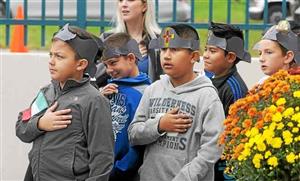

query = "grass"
[194, 0, 264, 56]
[0, 25, 106, 50]
[1, 0, 264, 56]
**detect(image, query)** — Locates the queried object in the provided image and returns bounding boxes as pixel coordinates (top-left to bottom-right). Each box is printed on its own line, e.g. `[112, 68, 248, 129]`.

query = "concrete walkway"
[1, 50, 50, 181]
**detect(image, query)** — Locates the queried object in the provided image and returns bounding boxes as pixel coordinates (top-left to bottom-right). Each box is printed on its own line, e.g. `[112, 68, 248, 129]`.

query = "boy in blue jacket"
[100, 32, 151, 181]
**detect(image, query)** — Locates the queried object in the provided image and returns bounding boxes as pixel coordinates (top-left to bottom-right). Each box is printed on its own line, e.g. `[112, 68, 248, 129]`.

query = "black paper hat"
[53, 24, 104, 77]
[101, 39, 142, 61]
[207, 30, 251, 62]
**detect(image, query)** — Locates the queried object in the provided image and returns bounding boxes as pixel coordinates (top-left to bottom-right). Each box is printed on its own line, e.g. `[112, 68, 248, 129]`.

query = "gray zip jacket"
[16, 76, 114, 181]
[128, 74, 225, 181]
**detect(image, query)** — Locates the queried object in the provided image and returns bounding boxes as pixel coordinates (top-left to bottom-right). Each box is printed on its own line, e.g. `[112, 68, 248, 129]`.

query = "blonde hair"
[276, 20, 290, 33]
[110, 0, 161, 39]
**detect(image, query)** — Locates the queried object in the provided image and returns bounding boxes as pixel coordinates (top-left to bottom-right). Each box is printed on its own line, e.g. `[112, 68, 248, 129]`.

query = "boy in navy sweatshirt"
[100, 32, 151, 181]
[203, 22, 251, 181]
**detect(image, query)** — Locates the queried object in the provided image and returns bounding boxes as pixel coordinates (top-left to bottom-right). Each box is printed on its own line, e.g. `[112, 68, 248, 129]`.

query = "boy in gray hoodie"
[128, 24, 225, 181]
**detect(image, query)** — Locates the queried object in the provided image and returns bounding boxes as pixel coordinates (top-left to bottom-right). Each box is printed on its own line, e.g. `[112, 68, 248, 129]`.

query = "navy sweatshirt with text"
[107, 73, 151, 180]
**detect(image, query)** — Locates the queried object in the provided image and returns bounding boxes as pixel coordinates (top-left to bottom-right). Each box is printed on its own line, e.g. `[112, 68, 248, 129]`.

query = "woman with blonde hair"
[96, 0, 162, 87]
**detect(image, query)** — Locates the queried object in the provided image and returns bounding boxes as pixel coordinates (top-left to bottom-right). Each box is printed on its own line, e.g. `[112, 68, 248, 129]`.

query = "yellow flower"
[239, 148, 251, 161]
[253, 154, 263, 168]
[269, 105, 277, 113]
[265, 151, 272, 159]
[242, 148, 251, 157]
[263, 129, 274, 139]
[269, 122, 276, 131]
[276, 122, 285, 130]
[272, 112, 282, 122]
[262, 129, 274, 145]
[293, 91, 300, 98]
[292, 112, 300, 122]
[283, 107, 294, 118]
[267, 156, 278, 167]
[246, 138, 255, 148]
[286, 152, 296, 163]
[276, 98, 286, 106]
[224, 167, 230, 174]
[270, 137, 283, 148]
[253, 134, 262, 143]
[249, 127, 259, 138]
[284, 137, 293, 145]
[292, 127, 299, 133]
[257, 141, 266, 152]
[283, 130, 293, 139]
[245, 130, 251, 137]
[287, 122, 294, 127]
[282, 130, 293, 145]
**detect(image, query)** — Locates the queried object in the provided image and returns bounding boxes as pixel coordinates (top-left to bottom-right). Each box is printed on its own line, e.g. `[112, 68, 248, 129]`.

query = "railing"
[0, 0, 289, 49]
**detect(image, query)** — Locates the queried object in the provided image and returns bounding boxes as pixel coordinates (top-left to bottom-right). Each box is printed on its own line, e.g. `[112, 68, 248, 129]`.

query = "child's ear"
[225, 52, 237, 64]
[77, 59, 89, 71]
[127, 53, 137, 63]
[142, 2, 147, 13]
[191, 51, 200, 63]
[284, 51, 295, 65]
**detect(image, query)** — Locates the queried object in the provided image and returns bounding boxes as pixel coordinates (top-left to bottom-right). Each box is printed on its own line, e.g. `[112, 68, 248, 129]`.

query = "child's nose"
[120, 0, 128, 6]
[163, 49, 172, 59]
[203, 51, 209, 58]
[259, 54, 264, 63]
[106, 67, 113, 74]
[49, 57, 55, 65]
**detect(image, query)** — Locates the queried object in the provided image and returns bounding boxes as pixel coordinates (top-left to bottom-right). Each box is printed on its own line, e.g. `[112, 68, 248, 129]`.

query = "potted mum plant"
[219, 69, 300, 181]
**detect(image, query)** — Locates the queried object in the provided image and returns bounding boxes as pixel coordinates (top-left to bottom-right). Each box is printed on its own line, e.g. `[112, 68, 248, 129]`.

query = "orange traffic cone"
[10, 5, 28, 52]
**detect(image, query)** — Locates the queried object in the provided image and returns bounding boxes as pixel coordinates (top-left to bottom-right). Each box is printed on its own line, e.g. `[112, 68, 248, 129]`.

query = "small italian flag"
[22, 91, 49, 122]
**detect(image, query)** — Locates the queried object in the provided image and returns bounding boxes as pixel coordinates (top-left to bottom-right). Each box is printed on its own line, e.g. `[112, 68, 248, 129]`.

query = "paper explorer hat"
[253, 20, 300, 65]
[206, 24, 251, 63]
[149, 27, 200, 51]
[53, 23, 104, 77]
[101, 38, 142, 61]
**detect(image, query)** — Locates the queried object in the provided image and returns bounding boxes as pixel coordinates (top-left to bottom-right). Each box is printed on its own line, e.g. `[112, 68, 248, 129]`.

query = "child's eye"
[108, 60, 118, 66]
[57, 54, 64, 59]
[266, 50, 272, 54]
[161, 48, 167, 52]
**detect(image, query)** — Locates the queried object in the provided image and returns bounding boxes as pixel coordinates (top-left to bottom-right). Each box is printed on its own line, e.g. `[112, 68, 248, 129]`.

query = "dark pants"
[24, 164, 33, 181]
[214, 159, 235, 181]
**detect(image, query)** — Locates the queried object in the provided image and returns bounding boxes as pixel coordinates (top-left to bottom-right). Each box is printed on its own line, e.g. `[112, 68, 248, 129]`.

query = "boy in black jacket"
[203, 22, 251, 181]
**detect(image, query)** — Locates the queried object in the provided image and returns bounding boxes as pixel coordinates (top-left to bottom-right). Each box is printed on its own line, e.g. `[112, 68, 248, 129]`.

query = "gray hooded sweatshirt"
[128, 74, 225, 181]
